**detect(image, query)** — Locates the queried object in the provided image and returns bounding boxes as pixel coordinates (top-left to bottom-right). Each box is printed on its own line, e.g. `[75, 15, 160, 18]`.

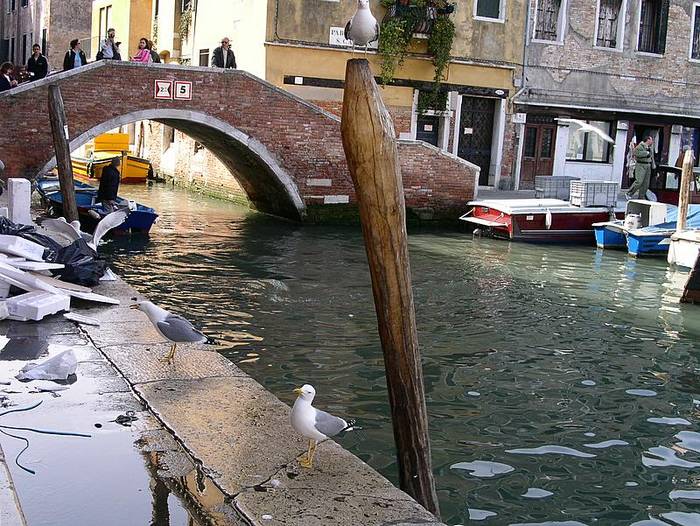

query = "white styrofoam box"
[8, 178, 32, 226]
[0, 235, 45, 262]
[570, 181, 619, 208]
[0, 301, 8, 320]
[6, 291, 70, 321]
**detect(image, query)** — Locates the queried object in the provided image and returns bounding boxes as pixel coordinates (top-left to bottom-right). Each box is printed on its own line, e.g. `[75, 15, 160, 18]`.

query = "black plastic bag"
[0, 217, 62, 261]
[53, 238, 107, 287]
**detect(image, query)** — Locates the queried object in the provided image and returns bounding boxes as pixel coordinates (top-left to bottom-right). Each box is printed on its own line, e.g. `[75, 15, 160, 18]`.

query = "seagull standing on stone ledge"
[345, 0, 380, 54]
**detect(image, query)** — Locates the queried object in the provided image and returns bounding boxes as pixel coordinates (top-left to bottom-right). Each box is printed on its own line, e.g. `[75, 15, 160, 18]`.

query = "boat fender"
[545, 209, 553, 230]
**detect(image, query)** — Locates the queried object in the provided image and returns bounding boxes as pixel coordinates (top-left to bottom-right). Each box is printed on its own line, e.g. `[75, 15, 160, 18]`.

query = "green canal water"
[106, 184, 700, 526]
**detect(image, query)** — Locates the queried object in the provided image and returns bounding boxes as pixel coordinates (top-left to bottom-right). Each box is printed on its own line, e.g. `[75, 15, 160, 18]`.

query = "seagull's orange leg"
[160, 343, 177, 364]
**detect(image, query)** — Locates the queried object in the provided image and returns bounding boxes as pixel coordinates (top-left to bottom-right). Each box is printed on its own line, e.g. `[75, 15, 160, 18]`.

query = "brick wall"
[0, 61, 477, 221]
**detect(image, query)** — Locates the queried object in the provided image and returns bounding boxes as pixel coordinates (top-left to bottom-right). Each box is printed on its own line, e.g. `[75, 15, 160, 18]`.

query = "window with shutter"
[638, 0, 668, 54]
[596, 0, 622, 48]
[692, 4, 700, 59]
[534, 0, 562, 41]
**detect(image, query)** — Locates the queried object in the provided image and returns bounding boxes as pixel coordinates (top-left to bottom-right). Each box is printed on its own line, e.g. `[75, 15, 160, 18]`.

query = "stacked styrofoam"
[6, 291, 70, 321]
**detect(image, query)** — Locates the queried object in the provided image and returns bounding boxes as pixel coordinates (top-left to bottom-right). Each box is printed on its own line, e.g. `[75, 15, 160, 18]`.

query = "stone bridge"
[0, 61, 477, 221]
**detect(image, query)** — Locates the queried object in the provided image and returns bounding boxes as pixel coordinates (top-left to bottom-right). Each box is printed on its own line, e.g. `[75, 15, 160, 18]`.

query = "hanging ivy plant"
[179, 7, 193, 42]
[378, 0, 456, 93]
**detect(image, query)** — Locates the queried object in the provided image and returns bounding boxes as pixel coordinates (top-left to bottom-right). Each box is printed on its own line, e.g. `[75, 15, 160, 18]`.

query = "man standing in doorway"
[63, 39, 87, 70]
[211, 37, 236, 69]
[98, 28, 121, 61]
[627, 136, 655, 199]
[26, 44, 48, 80]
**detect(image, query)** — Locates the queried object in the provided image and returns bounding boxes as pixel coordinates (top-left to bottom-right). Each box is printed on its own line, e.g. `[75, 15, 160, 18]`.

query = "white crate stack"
[535, 176, 581, 200]
[569, 181, 619, 208]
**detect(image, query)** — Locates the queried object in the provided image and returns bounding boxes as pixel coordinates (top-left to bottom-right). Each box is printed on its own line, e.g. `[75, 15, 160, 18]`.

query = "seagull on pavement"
[291, 384, 354, 468]
[345, 0, 380, 54]
[555, 118, 615, 144]
[130, 301, 207, 364]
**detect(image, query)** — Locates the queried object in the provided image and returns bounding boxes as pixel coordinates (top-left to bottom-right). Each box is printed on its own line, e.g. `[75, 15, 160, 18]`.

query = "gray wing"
[314, 409, 348, 438]
[344, 19, 352, 41]
[372, 22, 380, 43]
[157, 314, 207, 343]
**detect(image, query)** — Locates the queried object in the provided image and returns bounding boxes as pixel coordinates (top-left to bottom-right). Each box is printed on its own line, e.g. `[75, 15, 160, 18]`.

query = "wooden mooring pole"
[677, 149, 694, 234]
[48, 84, 79, 223]
[340, 58, 440, 517]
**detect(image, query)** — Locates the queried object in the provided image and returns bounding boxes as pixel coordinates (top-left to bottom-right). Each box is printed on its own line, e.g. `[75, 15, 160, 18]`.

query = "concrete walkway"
[12, 277, 442, 525]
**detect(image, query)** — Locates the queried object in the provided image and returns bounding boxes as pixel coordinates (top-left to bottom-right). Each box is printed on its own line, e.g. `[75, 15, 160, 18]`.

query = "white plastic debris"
[0, 207, 8, 219]
[0, 301, 8, 320]
[6, 291, 70, 321]
[0, 280, 10, 299]
[261, 515, 273, 521]
[0, 235, 45, 262]
[100, 268, 118, 281]
[8, 178, 32, 226]
[16, 350, 77, 381]
[6, 260, 64, 272]
[63, 312, 100, 326]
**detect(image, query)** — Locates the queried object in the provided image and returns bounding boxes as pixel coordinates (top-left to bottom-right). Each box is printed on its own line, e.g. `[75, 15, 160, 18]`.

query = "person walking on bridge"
[211, 37, 236, 69]
[26, 44, 48, 80]
[97, 28, 121, 61]
[627, 136, 655, 199]
[131, 38, 153, 63]
[62, 39, 87, 71]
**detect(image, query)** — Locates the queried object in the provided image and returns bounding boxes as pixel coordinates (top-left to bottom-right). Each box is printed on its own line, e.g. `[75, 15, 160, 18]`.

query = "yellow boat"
[72, 133, 153, 184]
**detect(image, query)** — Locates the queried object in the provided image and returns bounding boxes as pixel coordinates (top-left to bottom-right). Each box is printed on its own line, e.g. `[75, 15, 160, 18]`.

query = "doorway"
[623, 124, 669, 188]
[458, 96, 495, 186]
[519, 123, 557, 190]
[416, 114, 440, 146]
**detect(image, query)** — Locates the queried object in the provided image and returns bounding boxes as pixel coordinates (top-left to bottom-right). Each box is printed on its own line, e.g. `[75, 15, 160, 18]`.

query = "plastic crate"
[534, 176, 580, 200]
[569, 181, 619, 208]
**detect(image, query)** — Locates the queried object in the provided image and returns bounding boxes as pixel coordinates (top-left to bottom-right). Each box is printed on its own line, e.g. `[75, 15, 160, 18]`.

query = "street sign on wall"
[154, 80, 172, 100]
[329, 26, 378, 49]
[174, 81, 193, 101]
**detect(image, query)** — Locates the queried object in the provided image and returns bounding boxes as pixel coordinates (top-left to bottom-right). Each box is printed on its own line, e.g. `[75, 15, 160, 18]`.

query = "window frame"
[636, 0, 668, 55]
[531, 0, 568, 45]
[473, 0, 506, 23]
[565, 120, 614, 164]
[690, 2, 700, 62]
[20, 0, 27, 7]
[198, 48, 209, 67]
[593, 0, 627, 51]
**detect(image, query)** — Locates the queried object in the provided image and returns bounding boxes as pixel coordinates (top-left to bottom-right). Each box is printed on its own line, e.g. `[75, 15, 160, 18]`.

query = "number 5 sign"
[174, 81, 193, 101]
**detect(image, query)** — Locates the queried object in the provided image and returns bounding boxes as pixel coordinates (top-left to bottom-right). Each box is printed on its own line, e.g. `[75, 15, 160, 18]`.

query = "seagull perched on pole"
[555, 118, 615, 144]
[291, 384, 355, 468]
[345, 0, 380, 54]
[130, 301, 207, 364]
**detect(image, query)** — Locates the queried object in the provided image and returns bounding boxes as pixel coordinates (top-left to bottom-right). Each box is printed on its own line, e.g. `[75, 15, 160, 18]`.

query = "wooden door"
[458, 96, 495, 186]
[520, 124, 556, 189]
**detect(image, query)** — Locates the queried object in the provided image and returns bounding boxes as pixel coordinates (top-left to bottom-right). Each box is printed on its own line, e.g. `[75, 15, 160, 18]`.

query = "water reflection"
[107, 185, 700, 525]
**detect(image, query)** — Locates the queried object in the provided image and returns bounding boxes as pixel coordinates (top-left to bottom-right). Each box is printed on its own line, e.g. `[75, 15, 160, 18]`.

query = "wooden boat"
[460, 198, 623, 243]
[35, 176, 158, 235]
[72, 151, 152, 185]
[72, 133, 152, 184]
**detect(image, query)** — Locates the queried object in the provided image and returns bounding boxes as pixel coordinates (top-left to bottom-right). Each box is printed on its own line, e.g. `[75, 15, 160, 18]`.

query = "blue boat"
[594, 200, 700, 256]
[35, 176, 158, 234]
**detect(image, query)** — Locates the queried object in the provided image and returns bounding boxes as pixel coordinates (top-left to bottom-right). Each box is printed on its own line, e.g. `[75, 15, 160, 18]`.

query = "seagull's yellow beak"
[293, 387, 303, 396]
[129, 304, 140, 310]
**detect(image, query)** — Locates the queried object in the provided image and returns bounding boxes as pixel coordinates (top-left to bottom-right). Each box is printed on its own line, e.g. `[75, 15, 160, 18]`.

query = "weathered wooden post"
[340, 58, 440, 516]
[48, 84, 79, 223]
[676, 149, 694, 233]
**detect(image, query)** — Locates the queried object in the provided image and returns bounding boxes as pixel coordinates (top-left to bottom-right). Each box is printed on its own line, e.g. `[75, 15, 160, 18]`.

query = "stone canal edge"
[74, 277, 444, 526]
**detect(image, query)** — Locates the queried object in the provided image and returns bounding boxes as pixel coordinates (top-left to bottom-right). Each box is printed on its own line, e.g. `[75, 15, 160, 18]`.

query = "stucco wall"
[522, 0, 700, 115]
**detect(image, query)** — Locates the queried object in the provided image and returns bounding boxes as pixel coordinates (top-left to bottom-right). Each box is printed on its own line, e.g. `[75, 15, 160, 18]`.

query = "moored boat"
[72, 133, 153, 184]
[460, 198, 622, 244]
[35, 176, 158, 235]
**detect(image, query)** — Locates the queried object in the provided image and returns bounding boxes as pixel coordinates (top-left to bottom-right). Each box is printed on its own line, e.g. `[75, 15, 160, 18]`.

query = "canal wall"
[77, 277, 444, 526]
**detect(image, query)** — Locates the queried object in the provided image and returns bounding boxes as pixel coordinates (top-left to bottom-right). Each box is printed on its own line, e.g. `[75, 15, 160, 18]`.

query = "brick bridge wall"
[0, 61, 477, 221]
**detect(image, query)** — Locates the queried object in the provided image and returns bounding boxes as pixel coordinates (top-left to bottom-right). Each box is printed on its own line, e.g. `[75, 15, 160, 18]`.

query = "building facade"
[515, 0, 700, 189]
[0, 0, 92, 72]
[89, 0, 152, 61]
[267, 0, 527, 188]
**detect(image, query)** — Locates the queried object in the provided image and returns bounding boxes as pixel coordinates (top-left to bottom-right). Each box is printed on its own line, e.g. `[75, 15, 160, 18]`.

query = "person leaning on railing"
[0, 63, 18, 92]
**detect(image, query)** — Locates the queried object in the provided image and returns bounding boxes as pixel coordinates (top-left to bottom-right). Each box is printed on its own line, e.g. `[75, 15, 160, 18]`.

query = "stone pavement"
[0, 281, 442, 526]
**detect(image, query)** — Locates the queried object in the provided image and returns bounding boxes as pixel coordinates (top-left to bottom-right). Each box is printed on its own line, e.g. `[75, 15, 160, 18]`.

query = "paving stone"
[85, 319, 166, 347]
[101, 343, 245, 384]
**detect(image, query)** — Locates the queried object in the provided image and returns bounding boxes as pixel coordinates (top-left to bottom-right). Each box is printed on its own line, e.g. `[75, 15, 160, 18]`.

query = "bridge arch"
[39, 109, 305, 220]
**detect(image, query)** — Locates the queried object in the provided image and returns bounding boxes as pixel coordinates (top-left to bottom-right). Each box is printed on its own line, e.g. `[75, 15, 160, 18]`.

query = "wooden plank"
[48, 84, 79, 223]
[340, 58, 440, 517]
[676, 149, 694, 233]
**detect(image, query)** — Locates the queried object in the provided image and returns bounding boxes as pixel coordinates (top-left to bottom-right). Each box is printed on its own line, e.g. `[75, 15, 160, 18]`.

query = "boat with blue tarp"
[593, 200, 700, 256]
[35, 176, 158, 234]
